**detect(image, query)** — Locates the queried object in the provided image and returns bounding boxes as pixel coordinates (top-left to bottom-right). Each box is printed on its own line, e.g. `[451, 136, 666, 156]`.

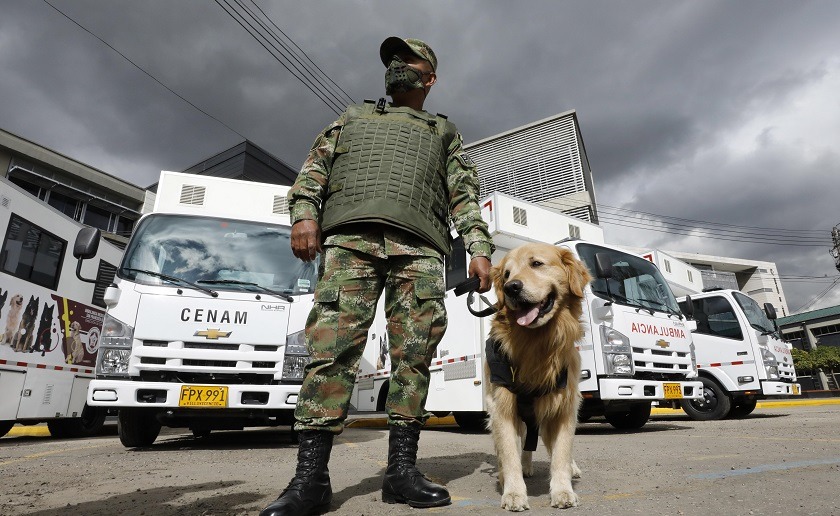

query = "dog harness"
[485, 336, 568, 452]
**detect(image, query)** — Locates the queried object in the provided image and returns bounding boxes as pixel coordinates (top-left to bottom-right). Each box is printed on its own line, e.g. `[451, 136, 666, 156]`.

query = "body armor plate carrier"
[321, 101, 456, 254]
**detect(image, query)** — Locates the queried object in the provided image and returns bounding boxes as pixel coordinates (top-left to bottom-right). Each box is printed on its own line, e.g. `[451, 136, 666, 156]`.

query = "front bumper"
[596, 378, 704, 400]
[761, 381, 801, 396]
[87, 379, 301, 409]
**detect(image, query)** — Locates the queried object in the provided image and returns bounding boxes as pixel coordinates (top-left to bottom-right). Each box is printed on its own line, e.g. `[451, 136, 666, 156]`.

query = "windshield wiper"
[595, 290, 655, 314]
[197, 279, 294, 302]
[750, 323, 776, 336]
[121, 267, 218, 297]
[638, 299, 683, 319]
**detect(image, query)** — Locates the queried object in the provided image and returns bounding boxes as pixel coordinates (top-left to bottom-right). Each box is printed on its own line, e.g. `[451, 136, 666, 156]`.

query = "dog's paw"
[522, 452, 534, 478]
[501, 492, 530, 512]
[550, 489, 580, 509]
[571, 460, 582, 479]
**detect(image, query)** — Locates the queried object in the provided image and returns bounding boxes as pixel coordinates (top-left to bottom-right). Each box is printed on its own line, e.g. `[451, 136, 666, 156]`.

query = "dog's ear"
[491, 255, 508, 307]
[558, 247, 592, 298]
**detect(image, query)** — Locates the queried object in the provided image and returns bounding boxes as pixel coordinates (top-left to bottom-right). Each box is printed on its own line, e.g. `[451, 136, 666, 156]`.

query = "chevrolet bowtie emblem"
[655, 339, 670, 349]
[195, 329, 232, 340]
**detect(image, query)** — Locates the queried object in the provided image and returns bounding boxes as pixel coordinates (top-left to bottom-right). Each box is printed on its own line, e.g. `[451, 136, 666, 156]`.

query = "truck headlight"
[282, 330, 312, 381]
[601, 326, 634, 376]
[761, 347, 779, 380]
[96, 314, 133, 377]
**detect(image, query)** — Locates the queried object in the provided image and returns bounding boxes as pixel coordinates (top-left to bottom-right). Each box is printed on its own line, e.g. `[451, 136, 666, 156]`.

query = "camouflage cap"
[379, 37, 437, 71]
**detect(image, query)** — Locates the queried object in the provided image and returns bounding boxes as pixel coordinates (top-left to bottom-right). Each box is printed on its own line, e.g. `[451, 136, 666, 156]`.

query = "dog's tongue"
[514, 305, 540, 326]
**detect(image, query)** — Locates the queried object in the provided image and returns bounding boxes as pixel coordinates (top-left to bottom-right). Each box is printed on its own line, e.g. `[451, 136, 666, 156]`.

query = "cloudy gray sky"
[2, 0, 839, 314]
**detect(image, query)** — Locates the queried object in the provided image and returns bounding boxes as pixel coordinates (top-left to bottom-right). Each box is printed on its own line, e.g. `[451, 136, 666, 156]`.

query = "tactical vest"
[321, 100, 457, 255]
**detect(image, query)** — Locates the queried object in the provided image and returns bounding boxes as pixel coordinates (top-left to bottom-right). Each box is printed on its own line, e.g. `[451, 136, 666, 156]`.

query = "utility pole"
[831, 224, 840, 272]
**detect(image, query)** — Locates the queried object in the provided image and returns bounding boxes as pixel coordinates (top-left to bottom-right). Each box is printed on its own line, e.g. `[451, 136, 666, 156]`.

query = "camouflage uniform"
[289, 105, 494, 433]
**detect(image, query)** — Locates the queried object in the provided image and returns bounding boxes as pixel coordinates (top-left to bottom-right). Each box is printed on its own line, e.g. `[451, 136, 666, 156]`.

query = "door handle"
[736, 351, 749, 356]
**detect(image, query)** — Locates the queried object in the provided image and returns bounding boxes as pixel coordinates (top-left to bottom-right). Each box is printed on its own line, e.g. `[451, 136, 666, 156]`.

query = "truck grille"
[134, 339, 284, 375]
[632, 346, 692, 374]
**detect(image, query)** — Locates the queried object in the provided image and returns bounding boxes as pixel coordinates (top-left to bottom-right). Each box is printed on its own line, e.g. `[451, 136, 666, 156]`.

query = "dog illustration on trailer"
[31, 303, 59, 357]
[12, 295, 39, 352]
[66, 320, 86, 364]
[2, 293, 23, 347]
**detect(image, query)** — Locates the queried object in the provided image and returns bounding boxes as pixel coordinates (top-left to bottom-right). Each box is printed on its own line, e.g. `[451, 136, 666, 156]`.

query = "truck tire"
[453, 411, 489, 432]
[0, 420, 14, 437]
[680, 376, 731, 421]
[47, 405, 107, 438]
[727, 399, 757, 419]
[605, 402, 651, 430]
[118, 409, 161, 447]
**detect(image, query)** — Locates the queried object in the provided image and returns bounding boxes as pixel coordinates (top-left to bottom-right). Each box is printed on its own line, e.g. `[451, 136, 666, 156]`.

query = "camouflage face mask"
[385, 55, 426, 95]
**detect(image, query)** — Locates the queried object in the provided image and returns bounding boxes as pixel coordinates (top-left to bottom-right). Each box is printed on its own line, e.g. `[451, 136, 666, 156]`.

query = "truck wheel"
[118, 409, 161, 447]
[727, 399, 757, 419]
[680, 377, 732, 421]
[47, 405, 107, 438]
[453, 411, 489, 432]
[0, 420, 14, 437]
[605, 402, 651, 430]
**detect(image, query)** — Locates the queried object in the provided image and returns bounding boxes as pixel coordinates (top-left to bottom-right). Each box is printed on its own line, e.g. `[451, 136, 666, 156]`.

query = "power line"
[245, 0, 355, 105]
[42, 0, 248, 141]
[529, 194, 830, 246]
[793, 277, 840, 313]
[214, 0, 347, 116]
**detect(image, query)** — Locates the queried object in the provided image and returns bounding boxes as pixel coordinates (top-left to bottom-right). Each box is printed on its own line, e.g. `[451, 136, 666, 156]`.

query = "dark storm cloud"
[1, 0, 839, 311]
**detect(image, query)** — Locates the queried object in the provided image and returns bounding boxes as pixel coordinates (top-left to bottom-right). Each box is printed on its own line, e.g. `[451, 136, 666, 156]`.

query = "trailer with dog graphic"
[82, 172, 315, 447]
[351, 192, 703, 430]
[0, 175, 122, 438]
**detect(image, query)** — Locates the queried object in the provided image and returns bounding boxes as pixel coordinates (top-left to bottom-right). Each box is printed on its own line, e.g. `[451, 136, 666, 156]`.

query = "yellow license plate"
[179, 385, 229, 408]
[792, 384, 800, 395]
[663, 383, 682, 399]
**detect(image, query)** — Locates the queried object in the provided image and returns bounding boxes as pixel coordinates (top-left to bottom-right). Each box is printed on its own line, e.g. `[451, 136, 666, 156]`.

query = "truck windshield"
[576, 243, 681, 316]
[732, 291, 775, 334]
[119, 214, 317, 296]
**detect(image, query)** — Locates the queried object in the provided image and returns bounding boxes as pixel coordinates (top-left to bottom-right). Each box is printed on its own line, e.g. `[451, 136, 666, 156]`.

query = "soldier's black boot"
[381, 424, 451, 508]
[260, 430, 334, 516]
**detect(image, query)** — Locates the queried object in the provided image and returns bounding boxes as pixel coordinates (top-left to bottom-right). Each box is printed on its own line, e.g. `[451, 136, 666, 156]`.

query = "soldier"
[260, 36, 494, 516]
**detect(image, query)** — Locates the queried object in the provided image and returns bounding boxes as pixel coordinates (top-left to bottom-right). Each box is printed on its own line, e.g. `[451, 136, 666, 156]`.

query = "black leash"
[452, 277, 498, 317]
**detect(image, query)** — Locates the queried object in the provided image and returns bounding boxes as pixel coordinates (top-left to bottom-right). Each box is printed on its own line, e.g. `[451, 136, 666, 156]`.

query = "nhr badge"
[195, 329, 232, 340]
[655, 339, 670, 349]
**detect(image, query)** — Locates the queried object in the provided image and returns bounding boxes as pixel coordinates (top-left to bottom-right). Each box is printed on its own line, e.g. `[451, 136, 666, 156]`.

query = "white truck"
[1, 175, 123, 438]
[351, 193, 703, 430]
[676, 288, 800, 420]
[82, 172, 316, 446]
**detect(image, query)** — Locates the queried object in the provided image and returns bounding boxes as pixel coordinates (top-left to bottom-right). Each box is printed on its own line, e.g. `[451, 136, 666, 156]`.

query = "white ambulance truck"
[676, 288, 800, 420]
[351, 193, 703, 430]
[82, 172, 316, 447]
[1, 175, 123, 438]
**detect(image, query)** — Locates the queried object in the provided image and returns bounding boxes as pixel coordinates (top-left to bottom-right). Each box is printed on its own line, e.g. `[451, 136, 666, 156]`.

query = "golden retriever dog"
[484, 242, 591, 511]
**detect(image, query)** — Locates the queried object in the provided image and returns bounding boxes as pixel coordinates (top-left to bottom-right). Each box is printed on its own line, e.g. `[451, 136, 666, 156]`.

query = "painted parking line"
[691, 457, 840, 479]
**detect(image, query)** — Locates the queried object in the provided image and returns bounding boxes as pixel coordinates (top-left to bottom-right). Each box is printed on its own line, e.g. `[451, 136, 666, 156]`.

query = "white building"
[465, 110, 598, 224]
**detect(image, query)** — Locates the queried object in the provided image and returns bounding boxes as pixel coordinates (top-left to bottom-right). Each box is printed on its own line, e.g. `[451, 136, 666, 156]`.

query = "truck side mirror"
[680, 295, 695, 319]
[594, 253, 613, 279]
[763, 303, 777, 321]
[74, 227, 101, 284]
[74, 227, 101, 259]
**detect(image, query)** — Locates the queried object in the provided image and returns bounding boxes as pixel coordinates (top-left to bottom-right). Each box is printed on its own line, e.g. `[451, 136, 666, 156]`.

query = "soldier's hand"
[290, 220, 322, 262]
[469, 256, 492, 293]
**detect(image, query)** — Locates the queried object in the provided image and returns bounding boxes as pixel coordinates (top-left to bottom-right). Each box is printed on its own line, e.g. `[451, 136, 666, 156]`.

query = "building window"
[46, 190, 81, 220]
[84, 204, 113, 232]
[1, 213, 66, 289]
[568, 224, 580, 239]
